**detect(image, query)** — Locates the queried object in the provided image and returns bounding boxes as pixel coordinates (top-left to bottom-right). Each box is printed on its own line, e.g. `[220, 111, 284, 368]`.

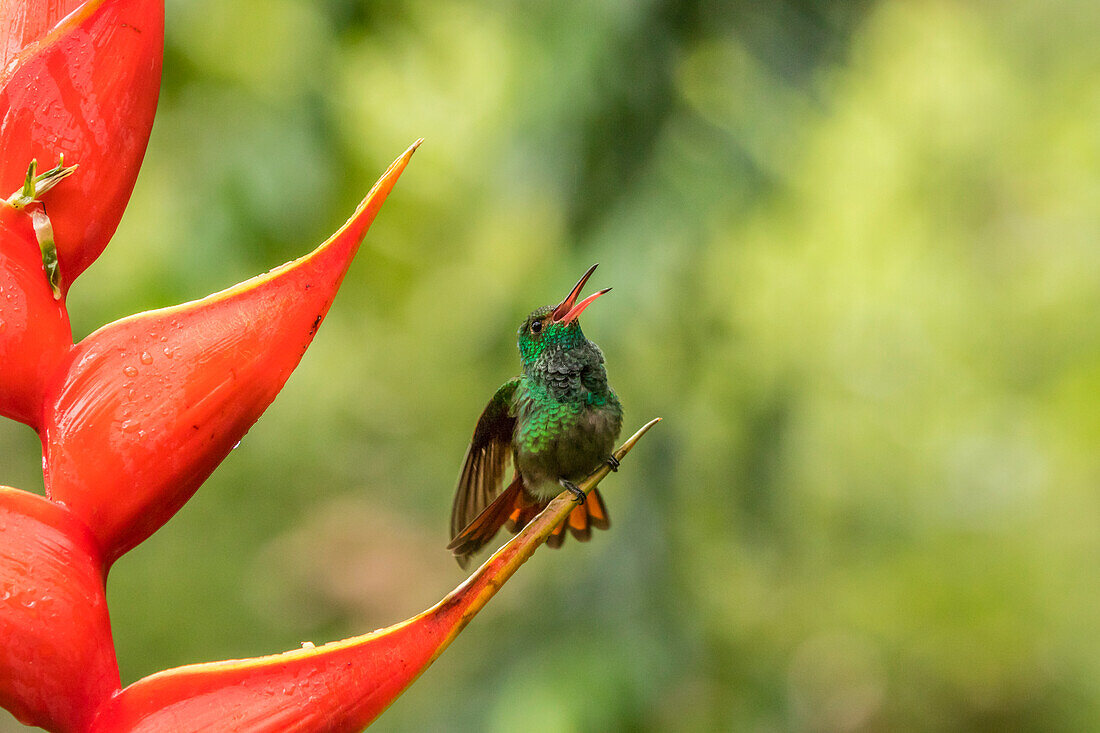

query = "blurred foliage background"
[3, 0, 1100, 730]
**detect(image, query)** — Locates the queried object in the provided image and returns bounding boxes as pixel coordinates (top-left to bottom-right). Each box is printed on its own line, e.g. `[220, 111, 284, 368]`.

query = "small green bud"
[5, 156, 78, 210]
[3, 155, 75, 299]
[30, 209, 62, 299]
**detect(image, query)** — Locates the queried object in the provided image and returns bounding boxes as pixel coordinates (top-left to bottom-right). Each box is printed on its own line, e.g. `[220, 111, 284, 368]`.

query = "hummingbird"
[448, 264, 624, 568]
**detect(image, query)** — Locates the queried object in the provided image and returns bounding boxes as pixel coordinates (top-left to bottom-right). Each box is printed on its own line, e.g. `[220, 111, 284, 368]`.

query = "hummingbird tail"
[546, 488, 611, 548]
[448, 476, 527, 569]
[449, 483, 612, 567]
[503, 502, 542, 533]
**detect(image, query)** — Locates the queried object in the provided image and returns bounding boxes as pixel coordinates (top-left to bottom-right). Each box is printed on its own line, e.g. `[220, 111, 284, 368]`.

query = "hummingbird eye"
[530, 319, 543, 335]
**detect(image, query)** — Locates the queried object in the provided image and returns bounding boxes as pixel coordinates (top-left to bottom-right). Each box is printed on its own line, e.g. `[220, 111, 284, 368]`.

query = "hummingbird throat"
[518, 320, 586, 367]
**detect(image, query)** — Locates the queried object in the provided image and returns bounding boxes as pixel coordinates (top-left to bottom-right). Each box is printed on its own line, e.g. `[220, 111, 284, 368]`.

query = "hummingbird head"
[517, 264, 610, 368]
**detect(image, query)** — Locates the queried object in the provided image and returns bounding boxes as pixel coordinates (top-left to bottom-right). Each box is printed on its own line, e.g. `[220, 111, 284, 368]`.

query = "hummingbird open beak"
[551, 264, 611, 325]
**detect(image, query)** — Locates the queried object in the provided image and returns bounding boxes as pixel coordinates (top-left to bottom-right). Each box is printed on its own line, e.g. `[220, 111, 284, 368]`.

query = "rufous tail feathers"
[448, 479, 611, 568]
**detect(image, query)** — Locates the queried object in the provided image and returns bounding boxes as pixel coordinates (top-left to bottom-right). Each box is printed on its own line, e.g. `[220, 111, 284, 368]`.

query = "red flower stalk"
[0, 1, 657, 731]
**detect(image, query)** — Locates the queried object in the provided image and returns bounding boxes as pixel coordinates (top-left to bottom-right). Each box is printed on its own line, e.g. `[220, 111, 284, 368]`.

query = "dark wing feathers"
[449, 377, 521, 540]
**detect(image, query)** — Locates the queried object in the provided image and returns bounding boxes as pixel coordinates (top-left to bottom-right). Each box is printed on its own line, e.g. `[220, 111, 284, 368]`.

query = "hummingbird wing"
[449, 475, 527, 569]
[450, 377, 522, 541]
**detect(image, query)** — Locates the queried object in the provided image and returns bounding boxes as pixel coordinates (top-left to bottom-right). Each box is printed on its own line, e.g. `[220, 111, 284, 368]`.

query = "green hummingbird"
[448, 264, 624, 568]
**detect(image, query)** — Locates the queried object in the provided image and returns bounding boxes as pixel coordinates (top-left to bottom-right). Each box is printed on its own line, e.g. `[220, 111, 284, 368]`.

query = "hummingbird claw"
[560, 479, 586, 504]
[606, 455, 620, 472]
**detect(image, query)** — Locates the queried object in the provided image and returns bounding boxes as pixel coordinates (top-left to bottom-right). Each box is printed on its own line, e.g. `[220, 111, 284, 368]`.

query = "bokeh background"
[3, 0, 1100, 730]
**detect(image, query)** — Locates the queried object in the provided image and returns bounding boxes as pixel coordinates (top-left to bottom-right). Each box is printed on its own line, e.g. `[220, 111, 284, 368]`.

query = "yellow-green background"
[3, 0, 1099, 730]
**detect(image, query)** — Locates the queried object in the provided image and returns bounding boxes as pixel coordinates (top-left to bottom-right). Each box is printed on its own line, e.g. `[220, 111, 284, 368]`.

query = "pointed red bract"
[0, 487, 118, 733]
[87, 621, 455, 733]
[0, 208, 73, 426]
[0, 0, 163, 292]
[41, 143, 419, 565]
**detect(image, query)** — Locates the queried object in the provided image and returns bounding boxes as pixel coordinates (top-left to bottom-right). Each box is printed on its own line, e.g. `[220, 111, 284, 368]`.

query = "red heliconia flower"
[0, 1, 656, 731]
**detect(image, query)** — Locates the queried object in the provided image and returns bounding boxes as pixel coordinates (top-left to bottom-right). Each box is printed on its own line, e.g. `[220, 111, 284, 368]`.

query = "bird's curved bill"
[552, 264, 611, 324]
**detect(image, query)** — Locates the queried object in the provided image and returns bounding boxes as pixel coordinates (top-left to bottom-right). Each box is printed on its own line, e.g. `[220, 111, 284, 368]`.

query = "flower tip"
[612, 417, 662, 462]
[391, 139, 422, 168]
[347, 142, 421, 225]
[392, 138, 422, 171]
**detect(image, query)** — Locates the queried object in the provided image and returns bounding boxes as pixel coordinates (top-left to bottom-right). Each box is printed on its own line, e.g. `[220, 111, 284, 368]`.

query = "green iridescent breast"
[511, 374, 623, 495]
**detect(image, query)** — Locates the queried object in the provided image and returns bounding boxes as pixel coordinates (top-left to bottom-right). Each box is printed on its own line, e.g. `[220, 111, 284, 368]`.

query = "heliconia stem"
[87, 419, 660, 733]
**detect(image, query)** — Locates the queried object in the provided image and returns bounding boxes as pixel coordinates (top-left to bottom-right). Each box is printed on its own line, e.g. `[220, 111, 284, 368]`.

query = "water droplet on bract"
[140, 351, 153, 365]
[232, 440, 242, 450]
[123, 366, 138, 378]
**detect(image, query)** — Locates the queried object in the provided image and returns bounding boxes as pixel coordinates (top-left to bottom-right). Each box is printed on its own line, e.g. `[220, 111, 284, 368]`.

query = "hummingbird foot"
[559, 479, 586, 504]
[606, 455, 620, 472]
